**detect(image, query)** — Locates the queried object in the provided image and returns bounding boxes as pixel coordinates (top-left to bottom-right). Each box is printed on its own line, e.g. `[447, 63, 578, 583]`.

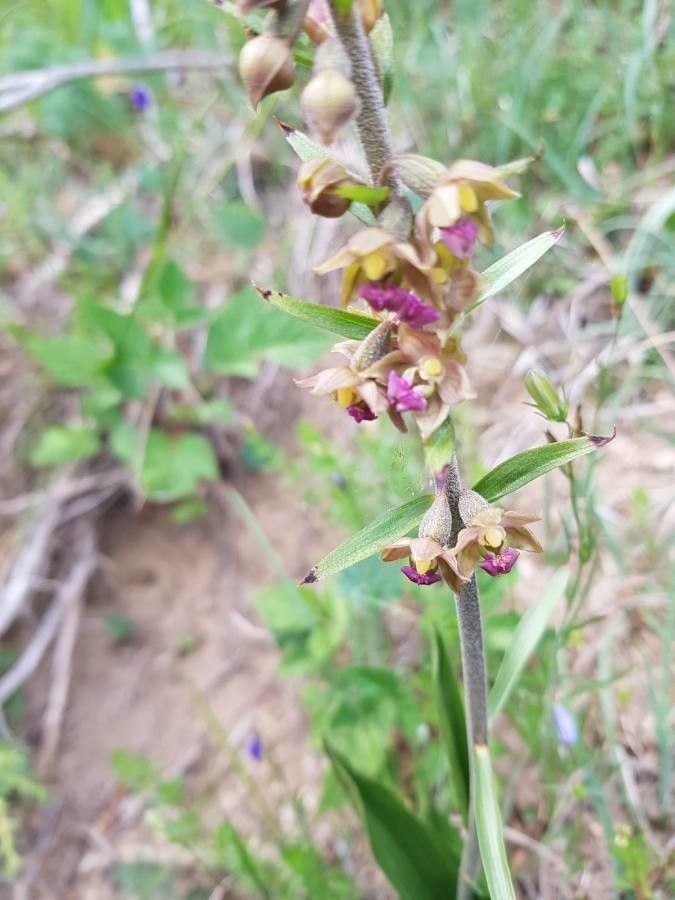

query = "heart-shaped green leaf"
[473, 432, 614, 503]
[474, 743, 516, 900]
[431, 627, 470, 822]
[488, 570, 568, 721]
[326, 743, 459, 900]
[302, 494, 432, 584]
[469, 227, 564, 312]
[254, 286, 377, 341]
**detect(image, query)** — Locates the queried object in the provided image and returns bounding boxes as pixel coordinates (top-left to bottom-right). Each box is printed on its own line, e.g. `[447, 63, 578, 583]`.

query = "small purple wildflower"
[387, 371, 427, 412]
[246, 732, 263, 761]
[359, 283, 439, 328]
[552, 704, 579, 746]
[347, 402, 377, 423]
[441, 218, 479, 259]
[479, 547, 519, 576]
[401, 565, 442, 586]
[130, 84, 151, 113]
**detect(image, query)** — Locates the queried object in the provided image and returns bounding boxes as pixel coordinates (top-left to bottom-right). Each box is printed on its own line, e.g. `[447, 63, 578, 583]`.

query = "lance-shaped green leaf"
[301, 494, 432, 584]
[254, 286, 377, 341]
[488, 570, 568, 722]
[473, 432, 614, 504]
[474, 744, 516, 900]
[277, 120, 375, 225]
[431, 627, 470, 821]
[326, 744, 459, 900]
[469, 227, 564, 312]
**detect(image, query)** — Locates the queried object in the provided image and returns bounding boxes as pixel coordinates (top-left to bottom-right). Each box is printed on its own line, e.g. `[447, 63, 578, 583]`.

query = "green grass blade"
[473, 433, 614, 503]
[302, 494, 432, 583]
[326, 744, 459, 900]
[431, 627, 470, 821]
[473, 744, 516, 900]
[488, 570, 568, 722]
[253, 286, 377, 341]
[470, 227, 564, 311]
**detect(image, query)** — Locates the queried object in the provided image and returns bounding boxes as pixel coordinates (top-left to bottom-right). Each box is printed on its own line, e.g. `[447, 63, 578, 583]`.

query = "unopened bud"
[419, 492, 452, 547]
[524, 368, 568, 423]
[352, 319, 394, 371]
[301, 68, 360, 145]
[382, 154, 447, 198]
[298, 158, 361, 218]
[238, 34, 295, 108]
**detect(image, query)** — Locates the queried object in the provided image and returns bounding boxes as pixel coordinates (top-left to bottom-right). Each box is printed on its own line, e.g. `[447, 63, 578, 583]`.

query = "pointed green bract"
[474, 744, 517, 900]
[431, 627, 470, 821]
[470, 227, 564, 311]
[277, 121, 376, 225]
[254, 286, 377, 341]
[302, 495, 432, 584]
[326, 744, 459, 900]
[488, 570, 568, 721]
[473, 433, 614, 503]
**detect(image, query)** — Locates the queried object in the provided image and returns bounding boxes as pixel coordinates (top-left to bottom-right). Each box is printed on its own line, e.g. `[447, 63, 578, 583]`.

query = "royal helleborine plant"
[236, 1, 613, 897]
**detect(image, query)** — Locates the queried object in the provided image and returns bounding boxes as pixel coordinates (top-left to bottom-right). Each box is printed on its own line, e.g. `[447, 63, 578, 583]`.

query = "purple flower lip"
[552, 704, 579, 746]
[441, 217, 479, 259]
[401, 565, 442, 586]
[347, 402, 377, 423]
[479, 547, 519, 576]
[387, 371, 427, 412]
[246, 733, 263, 761]
[359, 283, 439, 328]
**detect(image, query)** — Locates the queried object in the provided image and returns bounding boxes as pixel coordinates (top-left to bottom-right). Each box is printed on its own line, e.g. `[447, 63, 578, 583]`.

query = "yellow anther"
[336, 387, 356, 408]
[422, 357, 443, 378]
[483, 526, 505, 550]
[363, 251, 389, 281]
[458, 184, 478, 212]
[415, 559, 433, 574]
[431, 267, 448, 284]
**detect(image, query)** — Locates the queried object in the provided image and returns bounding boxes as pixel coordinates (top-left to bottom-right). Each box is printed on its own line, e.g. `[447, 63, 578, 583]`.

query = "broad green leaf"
[488, 570, 568, 721]
[302, 494, 432, 584]
[473, 433, 614, 503]
[205, 287, 332, 377]
[277, 121, 376, 225]
[141, 430, 218, 501]
[326, 744, 459, 900]
[431, 627, 470, 821]
[24, 334, 112, 387]
[471, 227, 564, 311]
[31, 425, 100, 466]
[474, 744, 516, 900]
[255, 287, 377, 341]
[210, 200, 266, 248]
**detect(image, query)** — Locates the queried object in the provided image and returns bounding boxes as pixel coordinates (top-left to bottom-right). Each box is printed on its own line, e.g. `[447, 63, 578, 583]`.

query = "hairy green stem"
[326, 11, 488, 897]
[326, 1, 398, 188]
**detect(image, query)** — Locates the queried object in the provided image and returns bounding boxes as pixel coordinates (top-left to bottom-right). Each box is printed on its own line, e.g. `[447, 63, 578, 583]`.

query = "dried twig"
[0, 51, 231, 115]
[0, 526, 97, 708]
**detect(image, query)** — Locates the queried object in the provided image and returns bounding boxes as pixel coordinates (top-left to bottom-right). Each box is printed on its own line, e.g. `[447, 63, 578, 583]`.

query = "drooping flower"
[440, 217, 479, 259]
[387, 371, 427, 412]
[552, 704, 579, 747]
[381, 492, 453, 587]
[298, 158, 365, 219]
[442, 490, 542, 592]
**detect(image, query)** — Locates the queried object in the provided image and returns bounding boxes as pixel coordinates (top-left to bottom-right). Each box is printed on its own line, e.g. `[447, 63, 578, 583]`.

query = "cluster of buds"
[380, 488, 542, 588]
[236, 0, 382, 142]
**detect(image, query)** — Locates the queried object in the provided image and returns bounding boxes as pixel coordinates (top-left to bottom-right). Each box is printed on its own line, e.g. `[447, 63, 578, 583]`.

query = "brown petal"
[381, 539, 412, 562]
[504, 525, 543, 553]
[295, 367, 359, 394]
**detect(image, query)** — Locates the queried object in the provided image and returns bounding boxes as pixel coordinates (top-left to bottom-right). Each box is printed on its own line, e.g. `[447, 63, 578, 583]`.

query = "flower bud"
[382, 154, 447, 198]
[357, 0, 383, 32]
[301, 68, 360, 145]
[351, 319, 394, 371]
[419, 491, 452, 546]
[238, 34, 295, 108]
[524, 368, 568, 423]
[298, 158, 360, 218]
